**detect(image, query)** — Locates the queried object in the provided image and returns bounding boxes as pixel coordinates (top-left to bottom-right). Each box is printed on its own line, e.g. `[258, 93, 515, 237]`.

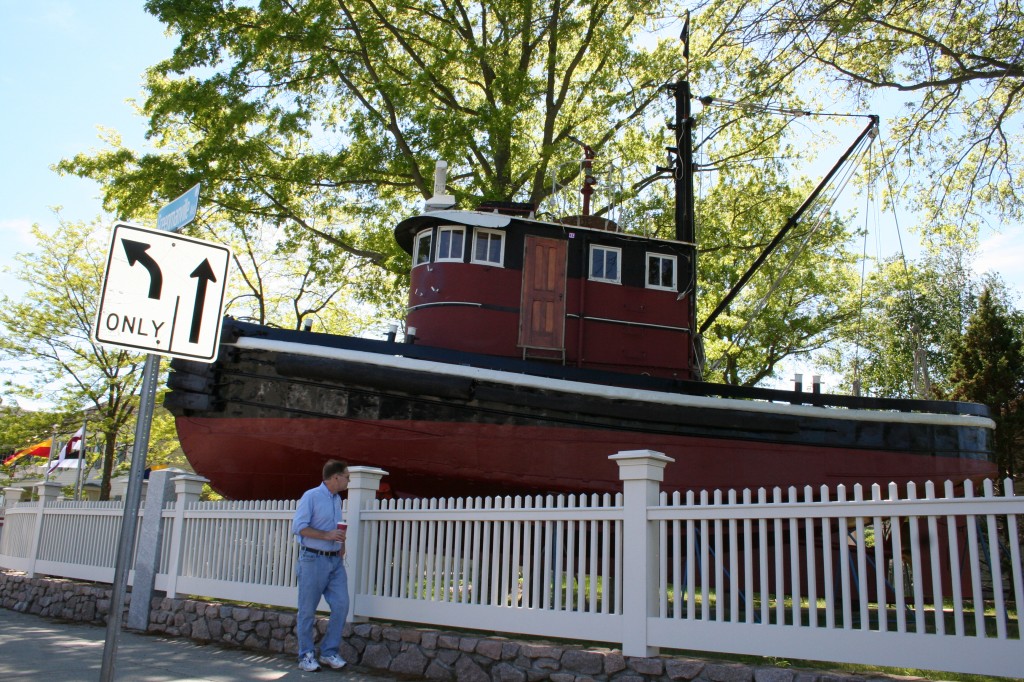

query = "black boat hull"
[165, 321, 996, 500]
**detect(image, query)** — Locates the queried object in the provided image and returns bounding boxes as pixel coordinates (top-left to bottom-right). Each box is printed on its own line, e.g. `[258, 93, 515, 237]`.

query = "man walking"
[292, 459, 350, 672]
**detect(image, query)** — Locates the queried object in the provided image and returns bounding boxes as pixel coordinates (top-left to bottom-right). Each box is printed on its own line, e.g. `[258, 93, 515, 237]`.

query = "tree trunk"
[100, 431, 117, 501]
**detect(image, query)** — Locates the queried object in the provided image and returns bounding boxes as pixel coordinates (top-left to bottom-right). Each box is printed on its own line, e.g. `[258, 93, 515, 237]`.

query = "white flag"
[64, 425, 85, 458]
[48, 425, 86, 474]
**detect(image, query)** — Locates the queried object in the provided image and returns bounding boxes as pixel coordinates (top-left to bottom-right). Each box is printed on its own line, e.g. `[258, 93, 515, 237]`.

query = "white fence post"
[3, 486, 26, 502]
[345, 466, 387, 624]
[163, 474, 208, 599]
[127, 469, 176, 631]
[2, 486, 25, 512]
[611, 449, 674, 657]
[27, 481, 63, 578]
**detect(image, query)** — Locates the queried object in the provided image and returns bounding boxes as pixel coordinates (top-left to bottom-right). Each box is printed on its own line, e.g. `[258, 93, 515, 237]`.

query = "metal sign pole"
[93, 188, 217, 679]
[99, 352, 161, 682]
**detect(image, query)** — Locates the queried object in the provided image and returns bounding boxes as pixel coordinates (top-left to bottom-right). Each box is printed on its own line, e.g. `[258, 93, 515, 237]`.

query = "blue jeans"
[296, 550, 349, 659]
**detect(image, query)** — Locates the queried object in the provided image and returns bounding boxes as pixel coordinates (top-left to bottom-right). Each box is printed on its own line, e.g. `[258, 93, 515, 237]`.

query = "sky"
[1, 1, 1023, 396]
[0, 1, 174, 296]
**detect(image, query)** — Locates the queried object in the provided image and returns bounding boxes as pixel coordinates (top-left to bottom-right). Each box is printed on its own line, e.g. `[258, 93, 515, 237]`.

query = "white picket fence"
[646, 479, 1023, 675]
[1, 451, 1021, 677]
[355, 492, 627, 646]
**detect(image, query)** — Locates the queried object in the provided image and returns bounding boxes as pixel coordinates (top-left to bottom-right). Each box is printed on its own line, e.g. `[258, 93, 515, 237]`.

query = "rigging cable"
[704, 130, 875, 374]
[690, 104, 709, 379]
[852, 143, 875, 397]
[875, 141, 932, 398]
[699, 97, 877, 122]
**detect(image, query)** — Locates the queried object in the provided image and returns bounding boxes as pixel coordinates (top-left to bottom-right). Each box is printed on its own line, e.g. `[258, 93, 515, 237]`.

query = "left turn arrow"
[121, 239, 163, 299]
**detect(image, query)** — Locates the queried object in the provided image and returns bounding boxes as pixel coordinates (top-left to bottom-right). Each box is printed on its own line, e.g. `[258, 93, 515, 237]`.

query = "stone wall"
[0, 570, 913, 682]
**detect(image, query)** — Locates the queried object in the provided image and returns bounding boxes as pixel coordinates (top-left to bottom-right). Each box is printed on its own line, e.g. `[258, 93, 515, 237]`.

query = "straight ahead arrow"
[189, 259, 218, 343]
[122, 239, 163, 299]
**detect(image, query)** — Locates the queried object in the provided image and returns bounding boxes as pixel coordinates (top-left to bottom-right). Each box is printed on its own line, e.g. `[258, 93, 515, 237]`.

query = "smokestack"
[425, 160, 456, 211]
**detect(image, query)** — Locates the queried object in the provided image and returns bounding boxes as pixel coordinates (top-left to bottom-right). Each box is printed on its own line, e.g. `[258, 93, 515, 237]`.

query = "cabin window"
[413, 229, 433, 266]
[472, 228, 505, 266]
[436, 226, 465, 262]
[589, 245, 621, 284]
[646, 253, 677, 291]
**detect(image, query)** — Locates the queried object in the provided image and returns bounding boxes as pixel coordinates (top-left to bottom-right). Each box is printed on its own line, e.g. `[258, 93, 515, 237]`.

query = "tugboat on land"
[165, 82, 995, 500]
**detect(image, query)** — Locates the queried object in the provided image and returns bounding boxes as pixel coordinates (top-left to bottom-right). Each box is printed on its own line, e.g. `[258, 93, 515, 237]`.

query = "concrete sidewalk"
[0, 608, 405, 681]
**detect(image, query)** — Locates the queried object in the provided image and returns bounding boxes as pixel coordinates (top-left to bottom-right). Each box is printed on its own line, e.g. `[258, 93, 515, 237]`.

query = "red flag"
[3, 439, 53, 467]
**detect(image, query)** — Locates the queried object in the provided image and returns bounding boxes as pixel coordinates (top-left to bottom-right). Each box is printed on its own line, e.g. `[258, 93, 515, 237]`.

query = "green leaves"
[57, 0, 995, 394]
[0, 217, 164, 498]
[61, 0, 701, 329]
[949, 279, 1024, 478]
[697, 0, 1024, 230]
[697, 173, 861, 385]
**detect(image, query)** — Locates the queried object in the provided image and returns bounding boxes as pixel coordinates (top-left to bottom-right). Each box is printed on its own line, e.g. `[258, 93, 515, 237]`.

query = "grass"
[661, 587, 1019, 639]
[389, 567, 1019, 636]
[658, 646, 1021, 682]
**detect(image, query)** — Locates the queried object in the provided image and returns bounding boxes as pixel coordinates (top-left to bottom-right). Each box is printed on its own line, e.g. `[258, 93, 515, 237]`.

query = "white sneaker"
[319, 653, 347, 669]
[298, 651, 321, 672]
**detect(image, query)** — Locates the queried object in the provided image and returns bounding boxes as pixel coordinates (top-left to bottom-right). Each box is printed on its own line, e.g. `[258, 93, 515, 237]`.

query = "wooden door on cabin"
[518, 236, 567, 352]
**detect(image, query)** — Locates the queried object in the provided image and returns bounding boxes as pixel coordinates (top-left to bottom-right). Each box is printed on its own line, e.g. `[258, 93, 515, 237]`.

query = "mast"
[666, 80, 698, 376]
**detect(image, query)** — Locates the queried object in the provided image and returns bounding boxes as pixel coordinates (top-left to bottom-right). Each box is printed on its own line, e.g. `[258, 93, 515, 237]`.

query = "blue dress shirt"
[292, 482, 344, 552]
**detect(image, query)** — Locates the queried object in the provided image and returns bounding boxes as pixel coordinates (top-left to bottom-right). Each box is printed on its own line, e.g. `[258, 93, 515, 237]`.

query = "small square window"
[472, 229, 505, 266]
[646, 253, 677, 291]
[589, 245, 621, 284]
[414, 230, 433, 266]
[436, 226, 465, 262]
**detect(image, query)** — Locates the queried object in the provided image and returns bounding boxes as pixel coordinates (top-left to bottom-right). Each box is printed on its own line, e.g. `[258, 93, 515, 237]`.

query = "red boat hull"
[175, 415, 997, 501]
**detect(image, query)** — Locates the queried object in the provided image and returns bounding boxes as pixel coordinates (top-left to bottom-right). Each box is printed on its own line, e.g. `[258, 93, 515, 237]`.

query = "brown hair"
[322, 459, 349, 480]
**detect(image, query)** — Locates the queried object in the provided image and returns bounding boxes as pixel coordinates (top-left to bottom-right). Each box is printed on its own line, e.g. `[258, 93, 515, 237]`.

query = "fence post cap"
[34, 480, 64, 501]
[348, 465, 388, 474]
[347, 466, 388, 491]
[3, 485, 27, 505]
[171, 474, 209, 496]
[609, 450, 674, 481]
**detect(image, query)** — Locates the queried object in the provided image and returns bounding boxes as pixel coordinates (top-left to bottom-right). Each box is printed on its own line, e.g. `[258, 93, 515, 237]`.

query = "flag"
[64, 425, 85, 458]
[3, 439, 53, 467]
[49, 425, 86, 474]
[680, 10, 690, 61]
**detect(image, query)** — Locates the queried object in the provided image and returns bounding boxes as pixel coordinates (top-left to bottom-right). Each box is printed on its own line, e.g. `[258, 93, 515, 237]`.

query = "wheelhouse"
[395, 209, 696, 379]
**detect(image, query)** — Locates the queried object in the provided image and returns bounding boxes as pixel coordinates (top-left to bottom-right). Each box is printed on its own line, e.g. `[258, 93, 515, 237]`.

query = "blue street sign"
[157, 183, 201, 233]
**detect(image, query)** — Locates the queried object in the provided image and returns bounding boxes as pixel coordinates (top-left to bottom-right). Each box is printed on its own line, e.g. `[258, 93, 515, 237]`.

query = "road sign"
[157, 183, 201, 232]
[93, 222, 231, 362]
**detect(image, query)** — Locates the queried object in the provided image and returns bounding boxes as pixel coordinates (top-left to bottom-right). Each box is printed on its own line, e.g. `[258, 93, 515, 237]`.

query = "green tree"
[949, 281, 1024, 479]
[57, 0, 876, 387]
[213, 219, 383, 332]
[0, 405, 65, 484]
[825, 249, 976, 399]
[698, 175, 861, 385]
[0, 405, 56, 456]
[58, 0, 686, 280]
[0, 217, 160, 499]
[696, 0, 1024, 236]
